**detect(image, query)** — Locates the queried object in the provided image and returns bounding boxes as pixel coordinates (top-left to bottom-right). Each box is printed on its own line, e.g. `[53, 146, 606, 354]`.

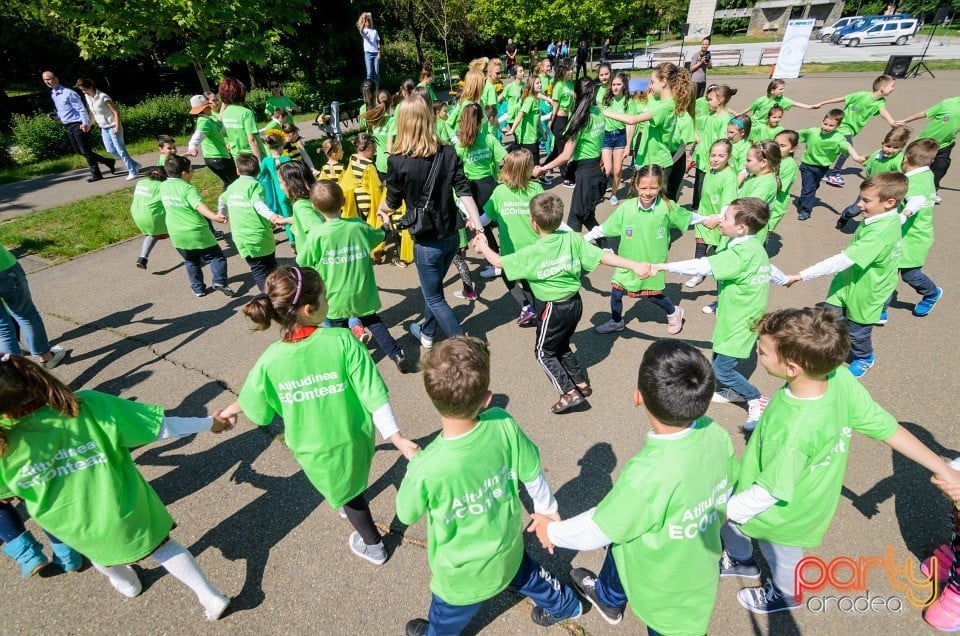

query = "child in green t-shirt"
[156, 134, 177, 167]
[796, 110, 866, 221]
[529, 340, 739, 634]
[473, 193, 649, 414]
[720, 307, 959, 614]
[585, 165, 719, 335]
[219, 266, 419, 565]
[0, 355, 233, 619]
[748, 104, 784, 143]
[398, 336, 582, 634]
[688, 138, 738, 288]
[217, 153, 287, 291]
[651, 197, 780, 431]
[817, 74, 897, 187]
[896, 95, 960, 197]
[130, 166, 168, 270]
[836, 125, 911, 229]
[726, 115, 752, 174]
[770, 130, 800, 234]
[158, 155, 232, 297]
[738, 79, 819, 123]
[782, 172, 907, 378]
[295, 181, 414, 374]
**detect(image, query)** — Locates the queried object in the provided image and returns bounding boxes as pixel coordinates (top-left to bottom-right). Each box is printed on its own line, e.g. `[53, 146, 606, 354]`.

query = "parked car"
[819, 16, 862, 41]
[830, 14, 910, 43]
[840, 19, 919, 46]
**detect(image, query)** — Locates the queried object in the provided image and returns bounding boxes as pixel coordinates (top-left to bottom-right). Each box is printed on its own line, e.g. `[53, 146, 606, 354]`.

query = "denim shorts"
[602, 129, 627, 150]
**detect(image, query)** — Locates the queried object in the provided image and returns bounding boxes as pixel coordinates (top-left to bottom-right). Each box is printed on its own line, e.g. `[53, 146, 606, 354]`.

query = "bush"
[0, 133, 13, 169]
[120, 94, 194, 142]
[11, 112, 71, 162]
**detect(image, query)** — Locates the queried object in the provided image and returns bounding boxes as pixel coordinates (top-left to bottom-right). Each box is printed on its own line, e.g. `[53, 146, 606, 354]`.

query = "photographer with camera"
[690, 37, 713, 99]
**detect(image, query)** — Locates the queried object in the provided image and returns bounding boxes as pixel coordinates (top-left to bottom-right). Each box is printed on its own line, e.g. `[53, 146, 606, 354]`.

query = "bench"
[758, 47, 782, 65]
[706, 48, 743, 67]
[645, 50, 685, 68]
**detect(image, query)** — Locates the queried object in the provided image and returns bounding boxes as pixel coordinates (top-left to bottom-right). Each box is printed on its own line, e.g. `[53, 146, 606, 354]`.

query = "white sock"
[92, 562, 142, 597]
[150, 539, 226, 613]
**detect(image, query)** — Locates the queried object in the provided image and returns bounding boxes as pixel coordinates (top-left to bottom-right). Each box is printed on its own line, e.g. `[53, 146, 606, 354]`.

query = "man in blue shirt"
[42, 70, 115, 182]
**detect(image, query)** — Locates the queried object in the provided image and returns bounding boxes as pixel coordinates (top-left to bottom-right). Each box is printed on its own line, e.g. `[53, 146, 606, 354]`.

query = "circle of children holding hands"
[4, 50, 960, 632]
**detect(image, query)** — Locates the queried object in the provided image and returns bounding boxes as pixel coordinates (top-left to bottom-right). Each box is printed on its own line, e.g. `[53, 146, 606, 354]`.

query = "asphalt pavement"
[1, 73, 959, 635]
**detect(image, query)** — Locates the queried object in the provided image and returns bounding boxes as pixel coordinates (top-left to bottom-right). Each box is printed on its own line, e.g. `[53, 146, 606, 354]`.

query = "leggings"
[503, 274, 536, 309]
[342, 493, 381, 545]
[567, 159, 607, 232]
[452, 249, 475, 292]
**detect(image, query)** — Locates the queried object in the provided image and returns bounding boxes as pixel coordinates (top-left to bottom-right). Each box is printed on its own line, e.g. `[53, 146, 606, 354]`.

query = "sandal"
[576, 382, 592, 398]
[551, 390, 585, 414]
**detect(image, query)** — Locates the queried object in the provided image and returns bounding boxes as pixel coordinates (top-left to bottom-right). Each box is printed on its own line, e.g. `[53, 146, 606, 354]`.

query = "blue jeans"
[425, 551, 580, 635]
[823, 303, 874, 360]
[797, 163, 830, 217]
[176, 245, 228, 295]
[365, 52, 380, 85]
[100, 125, 137, 174]
[885, 267, 938, 307]
[414, 235, 463, 340]
[0, 263, 51, 356]
[712, 353, 760, 401]
[830, 134, 855, 173]
[592, 549, 663, 636]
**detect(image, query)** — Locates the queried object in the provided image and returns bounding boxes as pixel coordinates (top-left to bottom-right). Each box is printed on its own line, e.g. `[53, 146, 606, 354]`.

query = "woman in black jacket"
[379, 95, 484, 347]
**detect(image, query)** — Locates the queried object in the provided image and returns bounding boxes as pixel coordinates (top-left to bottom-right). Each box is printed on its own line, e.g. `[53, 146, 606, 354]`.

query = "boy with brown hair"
[783, 172, 907, 377]
[397, 336, 582, 635]
[795, 109, 866, 221]
[473, 192, 649, 414]
[720, 307, 959, 614]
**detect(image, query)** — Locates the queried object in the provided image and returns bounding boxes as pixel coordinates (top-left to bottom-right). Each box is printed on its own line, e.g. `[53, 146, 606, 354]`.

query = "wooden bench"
[646, 50, 685, 68]
[758, 47, 782, 65]
[706, 48, 743, 66]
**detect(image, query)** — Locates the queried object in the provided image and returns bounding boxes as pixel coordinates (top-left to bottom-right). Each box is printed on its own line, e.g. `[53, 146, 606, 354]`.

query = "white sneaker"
[685, 275, 705, 288]
[348, 531, 387, 565]
[409, 323, 433, 349]
[125, 172, 138, 181]
[40, 347, 66, 370]
[609, 195, 619, 205]
[712, 388, 745, 404]
[595, 319, 625, 334]
[744, 396, 770, 431]
[204, 594, 231, 621]
[479, 266, 502, 279]
[702, 302, 717, 315]
[107, 565, 143, 598]
[934, 194, 942, 205]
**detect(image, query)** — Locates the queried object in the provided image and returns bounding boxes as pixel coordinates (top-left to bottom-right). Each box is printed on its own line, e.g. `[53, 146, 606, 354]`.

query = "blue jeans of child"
[0, 501, 61, 544]
[176, 245, 228, 295]
[100, 125, 138, 174]
[245, 253, 278, 292]
[0, 262, 51, 356]
[884, 267, 938, 307]
[329, 314, 402, 361]
[592, 548, 664, 636]
[414, 235, 463, 340]
[425, 551, 580, 635]
[823, 303, 874, 360]
[365, 52, 380, 85]
[797, 163, 830, 217]
[713, 353, 761, 401]
[830, 135, 855, 174]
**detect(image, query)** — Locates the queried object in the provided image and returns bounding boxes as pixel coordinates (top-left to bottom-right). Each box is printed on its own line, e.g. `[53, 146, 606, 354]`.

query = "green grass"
[708, 58, 960, 75]
[0, 168, 222, 263]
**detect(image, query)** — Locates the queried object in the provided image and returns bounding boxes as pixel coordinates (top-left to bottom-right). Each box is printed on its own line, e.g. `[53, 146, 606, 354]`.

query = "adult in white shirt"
[357, 12, 382, 86]
[75, 78, 141, 180]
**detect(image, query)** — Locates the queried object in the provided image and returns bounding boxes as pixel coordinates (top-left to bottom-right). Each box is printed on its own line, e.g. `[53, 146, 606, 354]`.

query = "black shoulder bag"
[396, 150, 443, 237]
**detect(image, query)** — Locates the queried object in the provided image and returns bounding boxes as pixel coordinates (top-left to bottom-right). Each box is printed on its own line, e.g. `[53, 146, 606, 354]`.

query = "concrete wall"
[686, 0, 717, 41]
[747, 1, 844, 36]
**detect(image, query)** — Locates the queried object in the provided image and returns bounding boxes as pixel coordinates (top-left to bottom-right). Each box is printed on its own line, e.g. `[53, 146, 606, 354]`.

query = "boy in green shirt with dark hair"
[398, 336, 582, 635]
[835, 124, 911, 229]
[529, 339, 738, 635]
[473, 192, 649, 414]
[783, 172, 906, 378]
[896, 95, 960, 199]
[795, 109, 866, 221]
[720, 307, 959, 614]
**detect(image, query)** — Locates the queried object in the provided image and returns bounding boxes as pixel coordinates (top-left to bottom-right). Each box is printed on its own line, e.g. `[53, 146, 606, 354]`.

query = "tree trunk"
[191, 54, 211, 94]
[246, 61, 259, 90]
[415, 28, 425, 68]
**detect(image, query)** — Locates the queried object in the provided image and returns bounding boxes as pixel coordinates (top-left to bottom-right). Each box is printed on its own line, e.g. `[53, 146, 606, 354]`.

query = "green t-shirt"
[435, 118, 455, 143]
[221, 104, 265, 159]
[837, 91, 884, 137]
[481, 81, 498, 109]
[919, 97, 960, 148]
[635, 97, 676, 168]
[502, 81, 523, 120]
[603, 95, 631, 132]
[552, 80, 574, 113]
[694, 96, 710, 128]
[395, 408, 543, 605]
[0, 391, 170, 566]
[602, 198, 692, 292]
[265, 94, 298, 116]
[737, 368, 898, 547]
[195, 114, 229, 159]
[863, 149, 904, 177]
[219, 176, 275, 258]
[708, 237, 770, 358]
[130, 178, 168, 236]
[501, 231, 604, 302]
[799, 127, 852, 167]
[372, 116, 396, 174]
[237, 328, 390, 508]
[695, 167, 737, 246]
[0, 245, 17, 273]
[595, 85, 607, 106]
[826, 211, 902, 324]
[448, 100, 477, 132]
[515, 97, 540, 145]
[482, 182, 543, 255]
[693, 110, 729, 169]
[456, 132, 507, 181]
[538, 74, 553, 96]
[749, 123, 784, 143]
[729, 138, 750, 174]
[750, 95, 794, 122]
[670, 112, 695, 153]
[570, 106, 605, 161]
[295, 218, 385, 318]
[159, 178, 216, 250]
[593, 418, 738, 635]
[416, 82, 438, 103]
[739, 172, 779, 206]
[291, 198, 324, 246]
[770, 156, 798, 232]
[900, 167, 936, 268]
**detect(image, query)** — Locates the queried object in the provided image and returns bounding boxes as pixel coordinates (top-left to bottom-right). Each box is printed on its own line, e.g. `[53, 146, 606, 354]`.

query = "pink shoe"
[925, 582, 960, 631]
[666, 306, 685, 335]
[923, 544, 954, 583]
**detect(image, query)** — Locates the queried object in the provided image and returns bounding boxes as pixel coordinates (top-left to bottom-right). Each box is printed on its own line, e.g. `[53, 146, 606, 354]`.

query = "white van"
[839, 19, 919, 46]
[819, 16, 862, 41]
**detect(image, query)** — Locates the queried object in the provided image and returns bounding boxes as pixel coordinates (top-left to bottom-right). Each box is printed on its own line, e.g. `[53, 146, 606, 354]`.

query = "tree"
[467, 0, 652, 44]
[17, 0, 310, 93]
